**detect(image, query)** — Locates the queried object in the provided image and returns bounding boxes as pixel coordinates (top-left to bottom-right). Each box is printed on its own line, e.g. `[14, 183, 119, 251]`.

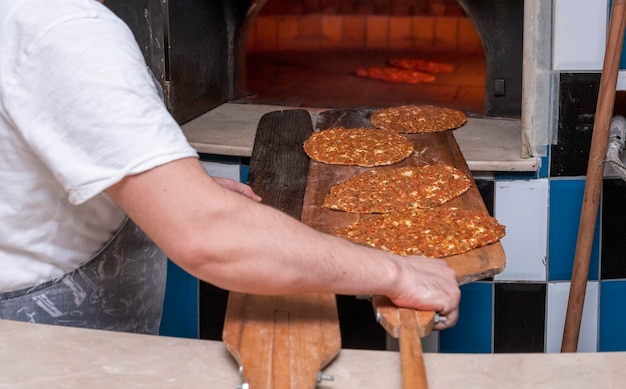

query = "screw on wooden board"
[236, 366, 248, 389]
[434, 312, 447, 324]
[317, 371, 334, 383]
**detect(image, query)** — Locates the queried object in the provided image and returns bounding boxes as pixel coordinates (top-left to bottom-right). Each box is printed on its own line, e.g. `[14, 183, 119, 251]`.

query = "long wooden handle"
[561, 0, 626, 352]
[399, 308, 429, 389]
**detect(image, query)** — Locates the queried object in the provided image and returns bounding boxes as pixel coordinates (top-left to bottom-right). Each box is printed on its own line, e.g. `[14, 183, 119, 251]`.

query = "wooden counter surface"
[2, 319, 625, 388]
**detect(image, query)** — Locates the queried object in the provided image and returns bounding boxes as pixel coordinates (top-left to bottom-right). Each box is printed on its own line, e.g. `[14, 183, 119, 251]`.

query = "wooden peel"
[304, 109, 506, 387]
[222, 292, 341, 388]
[398, 309, 430, 389]
[373, 296, 435, 389]
[561, 0, 626, 353]
[222, 110, 342, 388]
[222, 108, 506, 386]
[305, 110, 506, 285]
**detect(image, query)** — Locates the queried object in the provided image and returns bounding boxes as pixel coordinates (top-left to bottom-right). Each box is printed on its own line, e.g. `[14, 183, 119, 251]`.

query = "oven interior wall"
[242, 0, 523, 118]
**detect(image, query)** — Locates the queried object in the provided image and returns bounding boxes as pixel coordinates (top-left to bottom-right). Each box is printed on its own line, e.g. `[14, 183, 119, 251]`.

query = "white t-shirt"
[0, 0, 198, 292]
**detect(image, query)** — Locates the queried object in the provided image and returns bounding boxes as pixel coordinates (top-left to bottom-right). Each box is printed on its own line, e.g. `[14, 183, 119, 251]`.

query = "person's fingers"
[235, 184, 262, 201]
[432, 279, 460, 330]
[387, 256, 461, 330]
[213, 177, 262, 201]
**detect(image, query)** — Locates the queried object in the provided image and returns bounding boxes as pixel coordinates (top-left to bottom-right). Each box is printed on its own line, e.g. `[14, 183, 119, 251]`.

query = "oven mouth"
[238, 48, 486, 116]
[237, 0, 523, 120]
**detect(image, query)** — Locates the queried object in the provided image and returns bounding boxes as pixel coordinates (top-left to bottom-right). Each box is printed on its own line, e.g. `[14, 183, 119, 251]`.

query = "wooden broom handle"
[561, 0, 626, 352]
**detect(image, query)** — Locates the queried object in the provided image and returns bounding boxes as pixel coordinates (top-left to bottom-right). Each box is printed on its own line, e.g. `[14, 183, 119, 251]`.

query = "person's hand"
[387, 256, 460, 331]
[213, 177, 262, 202]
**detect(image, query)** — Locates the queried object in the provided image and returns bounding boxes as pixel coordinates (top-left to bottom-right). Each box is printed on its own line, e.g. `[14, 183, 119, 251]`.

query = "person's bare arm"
[106, 157, 460, 329]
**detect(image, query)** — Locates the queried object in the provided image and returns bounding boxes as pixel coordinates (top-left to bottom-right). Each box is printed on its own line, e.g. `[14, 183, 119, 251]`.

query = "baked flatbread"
[334, 207, 505, 258]
[355, 67, 436, 84]
[323, 164, 472, 213]
[389, 58, 455, 74]
[370, 104, 467, 133]
[303, 127, 414, 167]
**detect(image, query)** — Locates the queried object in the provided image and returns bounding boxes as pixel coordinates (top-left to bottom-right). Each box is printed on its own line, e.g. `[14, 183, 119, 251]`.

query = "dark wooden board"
[247, 109, 313, 218]
[222, 110, 341, 389]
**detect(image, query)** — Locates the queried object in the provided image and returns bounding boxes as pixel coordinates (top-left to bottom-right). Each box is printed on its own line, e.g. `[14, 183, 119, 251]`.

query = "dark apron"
[0, 218, 167, 334]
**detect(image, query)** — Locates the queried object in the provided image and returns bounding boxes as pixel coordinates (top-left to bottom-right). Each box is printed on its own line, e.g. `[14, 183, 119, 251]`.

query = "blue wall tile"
[599, 280, 626, 351]
[548, 179, 600, 281]
[616, 0, 626, 70]
[439, 282, 493, 353]
[241, 163, 250, 184]
[159, 260, 199, 339]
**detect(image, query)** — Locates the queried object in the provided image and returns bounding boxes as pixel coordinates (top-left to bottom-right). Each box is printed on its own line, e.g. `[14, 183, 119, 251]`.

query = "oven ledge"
[182, 103, 539, 173]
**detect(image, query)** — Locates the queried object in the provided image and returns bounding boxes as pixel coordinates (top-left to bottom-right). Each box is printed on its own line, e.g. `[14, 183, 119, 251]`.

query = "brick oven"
[103, 0, 523, 124]
[243, 0, 523, 118]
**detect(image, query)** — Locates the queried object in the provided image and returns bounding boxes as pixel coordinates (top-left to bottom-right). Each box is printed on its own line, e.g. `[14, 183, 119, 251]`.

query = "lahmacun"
[389, 58, 455, 74]
[355, 67, 436, 84]
[334, 207, 506, 258]
[323, 164, 471, 213]
[303, 127, 414, 167]
[370, 104, 467, 133]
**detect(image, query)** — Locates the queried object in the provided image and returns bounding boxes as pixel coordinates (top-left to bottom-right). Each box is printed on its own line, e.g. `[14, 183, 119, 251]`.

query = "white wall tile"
[616, 70, 626, 91]
[553, 0, 608, 71]
[200, 161, 240, 181]
[546, 282, 598, 353]
[494, 179, 549, 281]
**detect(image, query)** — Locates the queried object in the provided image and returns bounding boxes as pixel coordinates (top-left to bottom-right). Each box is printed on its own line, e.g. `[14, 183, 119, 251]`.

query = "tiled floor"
[239, 50, 487, 116]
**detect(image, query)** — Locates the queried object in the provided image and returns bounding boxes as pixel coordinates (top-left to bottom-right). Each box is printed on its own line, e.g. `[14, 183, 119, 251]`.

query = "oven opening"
[239, 0, 485, 116]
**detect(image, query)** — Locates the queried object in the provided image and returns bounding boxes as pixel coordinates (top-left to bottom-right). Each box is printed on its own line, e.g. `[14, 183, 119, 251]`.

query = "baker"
[0, 0, 460, 334]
